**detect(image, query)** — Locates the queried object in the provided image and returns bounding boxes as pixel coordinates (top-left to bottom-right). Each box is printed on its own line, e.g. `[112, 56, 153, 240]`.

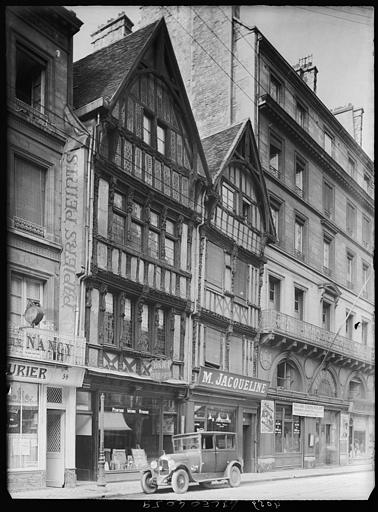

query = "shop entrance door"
[46, 410, 65, 487]
[243, 413, 255, 472]
[315, 419, 327, 465]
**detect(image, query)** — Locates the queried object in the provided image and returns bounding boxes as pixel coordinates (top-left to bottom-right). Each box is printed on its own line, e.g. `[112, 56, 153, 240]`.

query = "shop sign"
[275, 419, 282, 434]
[7, 360, 85, 387]
[260, 400, 275, 434]
[149, 358, 172, 382]
[292, 402, 324, 418]
[197, 367, 269, 397]
[112, 407, 124, 413]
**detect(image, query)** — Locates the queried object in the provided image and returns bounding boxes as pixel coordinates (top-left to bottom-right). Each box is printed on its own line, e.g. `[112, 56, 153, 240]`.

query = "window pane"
[234, 259, 248, 299]
[132, 202, 142, 219]
[130, 222, 142, 251]
[143, 115, 152, 145]
[222, 183, 235, 211]
[166, 220, 175, 236]
[157, 125, 165, 154]
[14, 156, 45, 226]
[148, 230, 159, 258]
[112, 213, 125, 244]
[164, 238, 175, 265]
[114, 192, 125, 210]
[150, 211, 159, 227]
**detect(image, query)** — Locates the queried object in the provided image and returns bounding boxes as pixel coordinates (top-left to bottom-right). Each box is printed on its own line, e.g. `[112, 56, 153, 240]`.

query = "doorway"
[242, 413, 255, 472]
[46, 410, 65, 487]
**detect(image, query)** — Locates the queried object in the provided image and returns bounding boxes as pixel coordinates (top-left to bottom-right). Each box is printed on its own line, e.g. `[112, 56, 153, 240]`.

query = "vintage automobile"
[140, 431, 243, 494]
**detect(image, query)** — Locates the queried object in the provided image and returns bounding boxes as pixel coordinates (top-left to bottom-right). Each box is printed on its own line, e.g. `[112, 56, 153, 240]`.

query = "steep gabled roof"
[201, 122, 244, 179]
[73, 21, 159, 109]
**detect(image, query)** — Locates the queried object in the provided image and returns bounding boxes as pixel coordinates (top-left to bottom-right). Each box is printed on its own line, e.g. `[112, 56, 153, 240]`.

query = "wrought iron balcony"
[260, 309, 375, 365]
[8, 324, 86, 367]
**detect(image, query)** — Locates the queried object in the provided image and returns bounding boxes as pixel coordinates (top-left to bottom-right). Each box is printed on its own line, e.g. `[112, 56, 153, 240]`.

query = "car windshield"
[173, 435, 200, 452]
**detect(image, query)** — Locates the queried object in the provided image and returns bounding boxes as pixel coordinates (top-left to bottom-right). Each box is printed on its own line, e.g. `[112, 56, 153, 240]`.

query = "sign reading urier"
[198, 367, 269, 397]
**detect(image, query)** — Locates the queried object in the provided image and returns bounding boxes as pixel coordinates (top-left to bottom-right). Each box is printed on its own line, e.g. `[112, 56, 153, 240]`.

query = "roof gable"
[73, 21, 158, 110]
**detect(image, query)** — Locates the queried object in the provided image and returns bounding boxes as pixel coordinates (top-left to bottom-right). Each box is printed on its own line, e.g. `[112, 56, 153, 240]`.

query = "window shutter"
[14, 157, 45, 226]
[206, 242, 224, 288]
[205, 327, 221, 366]
[229, 336, 243, 373]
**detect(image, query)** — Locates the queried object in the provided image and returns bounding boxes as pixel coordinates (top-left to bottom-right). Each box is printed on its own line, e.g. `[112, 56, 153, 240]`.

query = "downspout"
[75, 118, 96, 339]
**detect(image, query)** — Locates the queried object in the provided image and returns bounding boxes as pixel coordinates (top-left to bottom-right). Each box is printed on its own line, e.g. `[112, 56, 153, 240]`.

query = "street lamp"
[97, 392, 106, 487]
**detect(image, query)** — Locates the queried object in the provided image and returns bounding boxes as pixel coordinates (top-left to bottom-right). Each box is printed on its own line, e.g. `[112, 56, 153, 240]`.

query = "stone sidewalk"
[8, 463, 373, 500]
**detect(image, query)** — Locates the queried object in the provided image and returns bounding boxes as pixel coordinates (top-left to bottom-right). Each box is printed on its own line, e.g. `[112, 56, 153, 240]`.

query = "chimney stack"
[293, 55, 318, 94]
[91, 12, 134, 51]
[332, 103, 364, 147]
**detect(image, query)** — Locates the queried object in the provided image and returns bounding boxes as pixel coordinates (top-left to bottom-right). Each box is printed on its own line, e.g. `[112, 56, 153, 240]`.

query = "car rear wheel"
[141, 471, 157, 494]
[229, 465, 241, 488]
[171, 469, 189, 494]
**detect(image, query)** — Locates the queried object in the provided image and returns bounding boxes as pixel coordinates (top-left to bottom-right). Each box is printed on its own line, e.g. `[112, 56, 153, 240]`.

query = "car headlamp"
[150, 460, 158, 469]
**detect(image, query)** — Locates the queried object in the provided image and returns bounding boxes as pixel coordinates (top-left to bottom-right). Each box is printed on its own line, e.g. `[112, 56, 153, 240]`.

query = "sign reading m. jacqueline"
[198, 367, 269, 397]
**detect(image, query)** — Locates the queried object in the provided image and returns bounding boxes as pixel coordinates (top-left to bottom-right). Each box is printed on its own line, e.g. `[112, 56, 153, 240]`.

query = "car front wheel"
[141, 471, 157, 494]
[229, 465, 241, 488]
[171, 469, 189, 494]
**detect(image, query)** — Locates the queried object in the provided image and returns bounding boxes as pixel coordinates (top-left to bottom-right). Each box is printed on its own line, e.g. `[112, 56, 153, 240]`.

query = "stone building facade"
[6, 6, 85, 491]
[139, 5, 374, 471]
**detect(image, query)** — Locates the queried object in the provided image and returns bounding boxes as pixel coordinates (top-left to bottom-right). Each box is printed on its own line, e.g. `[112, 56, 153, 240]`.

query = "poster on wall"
[340, 413, 349, 440]
[260, 400, 274, 433]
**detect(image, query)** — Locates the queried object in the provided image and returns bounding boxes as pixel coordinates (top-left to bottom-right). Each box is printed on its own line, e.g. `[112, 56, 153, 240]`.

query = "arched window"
[275, 360, 302, 391]
[348, 377, 365, 400]
[316, 369, 337, 397]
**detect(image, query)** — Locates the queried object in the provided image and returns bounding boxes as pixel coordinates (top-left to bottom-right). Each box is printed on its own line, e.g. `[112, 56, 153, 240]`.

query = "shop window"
[276, 360, 301, 391]
[7, 382, 39, 469]
[275, 405, 301, 454]
[9, 272, 44, 327]
[8, 155, 46, 236]
[16, 44, 46, 112]
[194, 404, 235, 433]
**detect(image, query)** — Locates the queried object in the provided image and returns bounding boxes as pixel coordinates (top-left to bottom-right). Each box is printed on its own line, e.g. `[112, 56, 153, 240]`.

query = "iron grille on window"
[47, 387, 63, 404]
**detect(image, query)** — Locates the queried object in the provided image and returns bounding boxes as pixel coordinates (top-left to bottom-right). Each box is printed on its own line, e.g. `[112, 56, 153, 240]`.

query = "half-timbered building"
[185, 120, 275, 471]
[72, 16, 210, 482]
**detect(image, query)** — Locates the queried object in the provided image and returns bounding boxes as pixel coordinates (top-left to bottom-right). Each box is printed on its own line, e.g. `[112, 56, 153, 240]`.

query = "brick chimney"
[293, 55, 318, 94]
[91, 11, 134, 51]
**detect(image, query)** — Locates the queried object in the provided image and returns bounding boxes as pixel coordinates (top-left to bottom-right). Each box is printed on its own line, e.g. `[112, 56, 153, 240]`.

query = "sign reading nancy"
[198, 367, 269, 397]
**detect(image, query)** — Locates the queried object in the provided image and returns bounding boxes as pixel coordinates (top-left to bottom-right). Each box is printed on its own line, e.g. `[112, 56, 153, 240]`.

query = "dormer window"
[143, 113, 152, 145]
[16, 44, 46, 113]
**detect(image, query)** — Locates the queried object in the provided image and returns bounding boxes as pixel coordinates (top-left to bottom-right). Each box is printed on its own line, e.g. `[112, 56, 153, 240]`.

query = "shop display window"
[275, 405, 301, 453]
[194, 404, 235, 432]
[101, 393, 178, 471]
[7, 382, 39, 469]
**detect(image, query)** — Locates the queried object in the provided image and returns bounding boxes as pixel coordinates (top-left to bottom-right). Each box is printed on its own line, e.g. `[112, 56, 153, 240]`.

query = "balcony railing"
[8, 325, 86, 366]
[260, 310, 375, 364]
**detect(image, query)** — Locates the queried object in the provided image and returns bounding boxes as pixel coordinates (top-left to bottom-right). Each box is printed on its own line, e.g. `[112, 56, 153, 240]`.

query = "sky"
[67, 5, 374, 160]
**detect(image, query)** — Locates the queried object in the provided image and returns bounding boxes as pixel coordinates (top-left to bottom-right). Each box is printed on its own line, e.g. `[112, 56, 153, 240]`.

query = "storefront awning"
[100, 412, 132, 431]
